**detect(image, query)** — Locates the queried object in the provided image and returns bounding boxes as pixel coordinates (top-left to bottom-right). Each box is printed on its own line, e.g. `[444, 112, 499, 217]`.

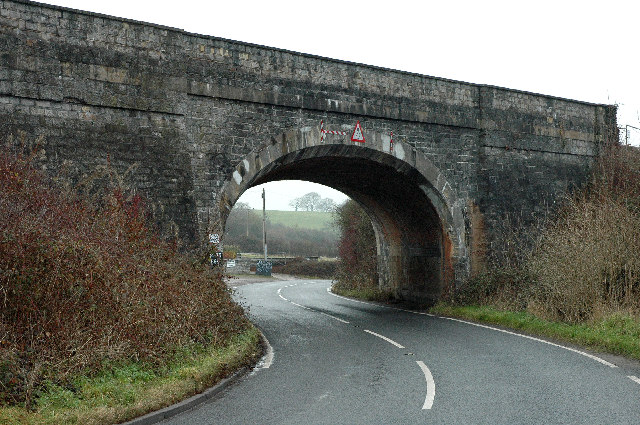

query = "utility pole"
[262, 188, 267, 260]
[246, 208, 249, 238]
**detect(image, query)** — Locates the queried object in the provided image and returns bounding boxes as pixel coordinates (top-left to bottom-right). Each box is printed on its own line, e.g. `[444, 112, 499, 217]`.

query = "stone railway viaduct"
[0, 0, 618, 304]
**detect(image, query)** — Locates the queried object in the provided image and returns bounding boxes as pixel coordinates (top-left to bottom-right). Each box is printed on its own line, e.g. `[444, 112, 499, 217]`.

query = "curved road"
[162, 279, 640, 424]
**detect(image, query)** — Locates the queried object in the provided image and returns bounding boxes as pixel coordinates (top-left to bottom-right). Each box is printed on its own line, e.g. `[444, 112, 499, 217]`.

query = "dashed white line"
[281, 286, 349, 323]
[628, 375, 640, 385]
[318, 311, 350, 324]
[364, 329, 405, 349]
[289, 301, 311, 310]
[416, 361, 435, 409]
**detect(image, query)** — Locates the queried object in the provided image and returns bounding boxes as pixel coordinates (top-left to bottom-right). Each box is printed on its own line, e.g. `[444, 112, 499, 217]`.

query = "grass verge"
[0, 327, 262, 425]
[329, 287, 640, 361]
[430, 304, 640, 361]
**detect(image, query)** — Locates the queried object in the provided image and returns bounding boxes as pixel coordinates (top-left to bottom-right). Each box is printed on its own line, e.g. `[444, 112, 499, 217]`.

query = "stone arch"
[219, 125, 469, 305]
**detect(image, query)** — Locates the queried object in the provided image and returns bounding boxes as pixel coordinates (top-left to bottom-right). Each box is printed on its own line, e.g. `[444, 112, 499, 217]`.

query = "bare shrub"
[455, 143, 640, 324]
[0, 145, 250, 406]
[454, 268, 534, 310]
[452, 208, 547, 309]
[529, 145, 640, 322]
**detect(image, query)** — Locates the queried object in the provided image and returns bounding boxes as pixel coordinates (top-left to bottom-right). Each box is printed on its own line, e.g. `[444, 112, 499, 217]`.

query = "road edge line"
[326, 286, 618, 368]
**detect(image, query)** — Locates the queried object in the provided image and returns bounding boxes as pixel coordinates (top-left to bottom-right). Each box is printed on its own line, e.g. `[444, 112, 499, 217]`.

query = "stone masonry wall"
[0, 0, 617, 266]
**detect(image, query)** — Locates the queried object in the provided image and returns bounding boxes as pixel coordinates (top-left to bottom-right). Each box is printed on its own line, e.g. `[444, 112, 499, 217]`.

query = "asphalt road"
[161, 279, 640, 424]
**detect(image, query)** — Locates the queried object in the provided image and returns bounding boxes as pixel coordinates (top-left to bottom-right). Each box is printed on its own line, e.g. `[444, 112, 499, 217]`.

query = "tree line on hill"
[289, 192, 337, 212]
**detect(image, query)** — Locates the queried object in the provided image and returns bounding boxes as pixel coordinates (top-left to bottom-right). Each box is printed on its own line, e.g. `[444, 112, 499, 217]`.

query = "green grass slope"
[266, 210, 336, 231]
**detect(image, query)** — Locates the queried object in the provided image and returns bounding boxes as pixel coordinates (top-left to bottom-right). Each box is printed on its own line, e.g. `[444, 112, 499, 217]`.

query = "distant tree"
[234, 201, 251, 210]
[289, 198, 302, 211]
[290, 192, 337, 212]
[299, 192, 321, 211]
[317, 198, 337, 212]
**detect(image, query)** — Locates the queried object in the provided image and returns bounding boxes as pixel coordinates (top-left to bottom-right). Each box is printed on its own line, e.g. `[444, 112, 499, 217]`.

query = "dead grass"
[528, 144, 640, 322]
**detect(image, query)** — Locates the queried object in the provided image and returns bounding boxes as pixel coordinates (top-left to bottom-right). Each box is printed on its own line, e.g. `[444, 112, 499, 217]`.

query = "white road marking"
[327, 286, 617, 368]
[364, 329, 405, 348]
[258, 334, 274, 369]
[441, 316, 618, 368]
[628, 375, 640, 385]
[416, 361, 435, 409]
[318, 311, 350, 324]
[328, 287, 383, 307]
[281, 286, 349, 323]
[290, 301, 311, 310]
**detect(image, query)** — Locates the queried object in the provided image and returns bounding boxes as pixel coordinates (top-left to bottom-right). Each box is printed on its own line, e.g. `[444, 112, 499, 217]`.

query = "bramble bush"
[0, 143, 250, 407]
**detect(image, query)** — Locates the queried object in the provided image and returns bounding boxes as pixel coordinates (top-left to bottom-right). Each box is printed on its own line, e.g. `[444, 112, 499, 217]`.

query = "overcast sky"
[41, 0, 640, 209]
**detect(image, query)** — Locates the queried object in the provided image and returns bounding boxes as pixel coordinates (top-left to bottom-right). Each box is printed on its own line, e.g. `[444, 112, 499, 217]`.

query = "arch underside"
[221, 134, 465, 306]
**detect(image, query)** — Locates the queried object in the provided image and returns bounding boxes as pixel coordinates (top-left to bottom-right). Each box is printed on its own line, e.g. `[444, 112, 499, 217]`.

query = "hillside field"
[266, 210, 336, 232]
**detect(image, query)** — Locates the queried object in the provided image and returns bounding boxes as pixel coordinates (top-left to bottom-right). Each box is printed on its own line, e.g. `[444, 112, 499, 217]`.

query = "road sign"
[351, 120, 365, 143]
